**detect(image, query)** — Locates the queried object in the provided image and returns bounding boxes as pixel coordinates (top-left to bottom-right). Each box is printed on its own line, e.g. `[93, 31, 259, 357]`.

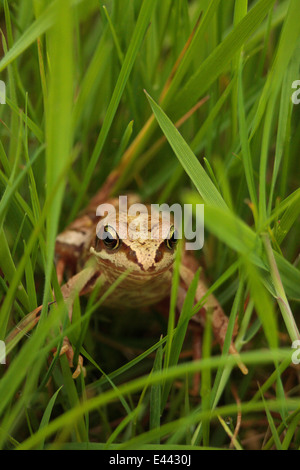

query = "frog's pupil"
[103, 226, 119, 249]
[105, 231, 114, 241]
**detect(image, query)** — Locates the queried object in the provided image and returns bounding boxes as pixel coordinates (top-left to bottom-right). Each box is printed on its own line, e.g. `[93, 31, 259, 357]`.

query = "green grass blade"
[161, 267, 201, 411]
[250, 0, 300, 137]
[237, 62, 258, 216]
[36, 386, 63, 450]
[0, 0, 84, 73]
[16, 349, 293, 449]
[150, 342, 163, 444]
[39, 0, 75, 328]
[259, 387, 283, 450]
[169, 0, 276, 118]
[70, 0, 158, 219]
[145, 90, 228, 210]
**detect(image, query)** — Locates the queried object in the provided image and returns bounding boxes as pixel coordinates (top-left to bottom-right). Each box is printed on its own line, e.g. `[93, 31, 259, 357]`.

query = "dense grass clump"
[0, 0, 299, 450]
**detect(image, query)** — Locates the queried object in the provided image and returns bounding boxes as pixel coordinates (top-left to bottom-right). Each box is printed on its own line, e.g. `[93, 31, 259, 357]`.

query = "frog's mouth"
[90, 246, 173, 277]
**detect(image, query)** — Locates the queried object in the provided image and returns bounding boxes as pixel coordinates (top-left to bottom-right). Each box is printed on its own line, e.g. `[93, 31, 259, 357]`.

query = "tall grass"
[0, 0, 299, 450]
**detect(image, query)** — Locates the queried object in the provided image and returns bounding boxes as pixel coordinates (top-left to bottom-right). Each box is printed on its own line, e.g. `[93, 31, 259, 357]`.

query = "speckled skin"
[56, 196, 175, 308]
[54, 190, 246, 375]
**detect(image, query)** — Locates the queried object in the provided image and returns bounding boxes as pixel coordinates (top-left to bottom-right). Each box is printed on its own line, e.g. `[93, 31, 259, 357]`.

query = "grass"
[0, 0, 299, 450]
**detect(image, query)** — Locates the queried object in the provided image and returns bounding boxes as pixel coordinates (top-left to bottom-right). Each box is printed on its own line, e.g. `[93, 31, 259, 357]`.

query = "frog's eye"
[165, 225, 178, 250]
[102, 225, 120, 250]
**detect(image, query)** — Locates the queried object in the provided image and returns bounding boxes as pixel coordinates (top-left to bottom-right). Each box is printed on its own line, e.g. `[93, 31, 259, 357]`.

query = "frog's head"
[90, 205, 178, 277]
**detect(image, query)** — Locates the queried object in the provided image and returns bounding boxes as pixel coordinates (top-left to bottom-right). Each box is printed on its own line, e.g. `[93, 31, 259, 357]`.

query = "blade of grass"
[267, 63, 294, 214]
[102, 5, 140, 127]
[70, 0, 158, 220]
[59, 354, 87, 442]
[185, 192, 300, 301]
[169, 0, 276, 119]
[217, 415, 243, 450]
[201, 308, 213, 446]
[0, 0, 84, 73]
[237, 61, 258, 220]
[162, 241, 182, 395]
[160, 0, 221, 107]
[16, 348, 293, 450]
[149, 341, 163, 444]
[274, 192, 300, 245]
[89, 336, 167, 392]
[250, 0, 300, 137]
[105, 405, 143, 450]
[3, 1, 19, 165]
[161, 267, 201, 411]
[259, 387, 283, 450]
[23, 240, 37, 312]
[37, 0, 75, 331]
[0, 230, 29, 311]
[262, 233, 300, 342]
[281, 411, 300, 450]
[258, 90, 277, 227]
[36, 386, 63, 450]
[144, 90, 228, 211]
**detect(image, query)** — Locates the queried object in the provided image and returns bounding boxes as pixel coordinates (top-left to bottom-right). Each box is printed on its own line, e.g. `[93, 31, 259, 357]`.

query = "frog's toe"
[53, 337, 85, 378]
[72, 354, 86, 379]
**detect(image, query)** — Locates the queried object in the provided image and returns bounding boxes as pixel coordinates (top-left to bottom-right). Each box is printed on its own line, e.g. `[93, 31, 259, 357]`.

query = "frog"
[6, 170, 247, 382]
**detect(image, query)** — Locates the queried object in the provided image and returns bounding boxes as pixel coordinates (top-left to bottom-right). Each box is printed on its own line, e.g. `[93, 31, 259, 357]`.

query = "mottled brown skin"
[55, 196, 175, 308]
[7, 185, 246, 379]
[55, 191, 247, 375]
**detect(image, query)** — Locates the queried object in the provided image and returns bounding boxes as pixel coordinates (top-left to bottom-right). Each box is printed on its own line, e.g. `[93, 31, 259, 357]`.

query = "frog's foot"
[53, 337, 86, 379]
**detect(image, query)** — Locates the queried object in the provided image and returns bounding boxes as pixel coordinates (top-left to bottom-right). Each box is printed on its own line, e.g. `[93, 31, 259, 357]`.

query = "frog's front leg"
[52, 261, 103, 378]
[178, 259, 248, 378]
[6, 263, 101, 378]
